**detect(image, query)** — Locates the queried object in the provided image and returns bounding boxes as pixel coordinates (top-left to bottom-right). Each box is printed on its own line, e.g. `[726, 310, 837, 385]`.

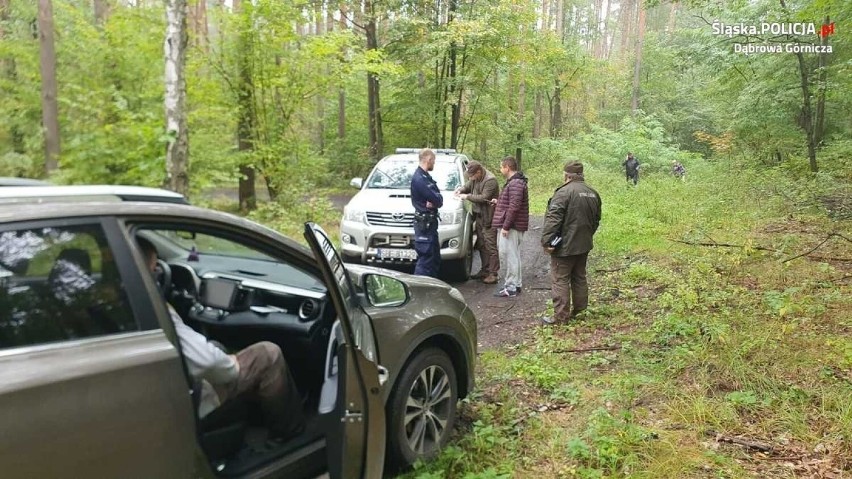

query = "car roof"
[0, 177, 51, 186]
[0, 185, 188, 205]
[0, 201, 308, 252]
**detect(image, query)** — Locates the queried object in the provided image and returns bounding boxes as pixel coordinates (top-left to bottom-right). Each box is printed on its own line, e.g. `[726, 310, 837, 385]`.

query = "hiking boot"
[470, 270, 486, 279]
[481, 274, 498, 284]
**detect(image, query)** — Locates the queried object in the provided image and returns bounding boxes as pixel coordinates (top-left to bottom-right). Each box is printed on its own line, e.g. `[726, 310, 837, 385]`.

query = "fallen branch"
[671, 239, 780, 253]
[705, 430, 774, 453]
[759, 455, 804, 461]
[782, 233, 852, 263]
[555, 345, 621, 354]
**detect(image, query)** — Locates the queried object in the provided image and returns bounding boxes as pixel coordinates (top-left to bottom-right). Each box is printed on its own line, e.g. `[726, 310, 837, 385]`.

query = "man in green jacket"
[541, 161, 602, 324]
[456, 161, 500, 284]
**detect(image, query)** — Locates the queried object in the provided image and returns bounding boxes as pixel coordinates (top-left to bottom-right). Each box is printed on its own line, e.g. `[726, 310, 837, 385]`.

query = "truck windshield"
[365, 158, 460, 191]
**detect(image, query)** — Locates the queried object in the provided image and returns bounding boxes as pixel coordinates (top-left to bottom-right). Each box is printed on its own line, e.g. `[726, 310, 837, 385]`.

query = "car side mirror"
[350, 177, 363, 189]
[364, 274, 408, 307]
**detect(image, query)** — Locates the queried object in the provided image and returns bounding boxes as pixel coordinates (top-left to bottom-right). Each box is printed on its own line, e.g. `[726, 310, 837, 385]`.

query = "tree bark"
[533, 92, 542, 138]
[93, 0, 110, 25]
[38, 0, 60, 173]
[164, 0, 190, 195]
[1, 0, 24, 154]
[814, 15, 829, 147]
[236, 0, 256, 210]
[448, 0, 462, 150]
[602, 0, 611, 58]
[666, 1, 678, 36]
[630, 2, 646, 113]
[337, 6, 346, 141]
[365, 0, 383, 160]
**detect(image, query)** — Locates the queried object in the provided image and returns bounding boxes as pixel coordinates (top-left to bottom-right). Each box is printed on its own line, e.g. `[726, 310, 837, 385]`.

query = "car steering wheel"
[154, 259, 172, 299]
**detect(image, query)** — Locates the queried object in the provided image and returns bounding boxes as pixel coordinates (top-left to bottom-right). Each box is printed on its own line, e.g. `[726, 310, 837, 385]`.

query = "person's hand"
[231, 355, 240, 373]
[501, 229, 509, 238]
[490, 198, 498, 205]
[426, 201, 434, 208]
[459, 193, 469, 200]
[545, 246, 555, 254]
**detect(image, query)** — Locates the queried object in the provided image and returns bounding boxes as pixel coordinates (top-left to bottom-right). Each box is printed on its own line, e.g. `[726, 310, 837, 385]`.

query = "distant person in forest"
[623, 152, 640, 186]
[540, 161, 602, 325]
[672, 160, 686, 180]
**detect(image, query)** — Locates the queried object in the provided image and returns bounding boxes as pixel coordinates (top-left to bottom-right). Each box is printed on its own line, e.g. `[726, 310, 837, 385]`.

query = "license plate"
[376, 248, 417, 260]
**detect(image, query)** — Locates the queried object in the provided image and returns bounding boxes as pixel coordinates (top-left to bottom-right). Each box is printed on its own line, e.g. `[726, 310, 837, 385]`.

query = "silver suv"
[340, 149, 474, 281]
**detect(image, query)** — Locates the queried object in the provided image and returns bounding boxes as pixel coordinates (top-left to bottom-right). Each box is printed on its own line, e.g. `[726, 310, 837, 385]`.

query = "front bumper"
[340, 219, 467, 264]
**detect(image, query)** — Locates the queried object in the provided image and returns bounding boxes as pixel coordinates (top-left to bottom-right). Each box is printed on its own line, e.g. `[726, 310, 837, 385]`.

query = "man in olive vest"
[541, 161, 602, 324]
[455, 161, 500, 284]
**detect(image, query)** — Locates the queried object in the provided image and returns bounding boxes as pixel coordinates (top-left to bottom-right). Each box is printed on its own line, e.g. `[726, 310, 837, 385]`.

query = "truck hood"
[345, 188, 462, 213]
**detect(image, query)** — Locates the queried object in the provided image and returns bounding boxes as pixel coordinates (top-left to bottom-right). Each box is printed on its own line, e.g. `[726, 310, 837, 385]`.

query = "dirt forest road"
[327, 192, 551, 350]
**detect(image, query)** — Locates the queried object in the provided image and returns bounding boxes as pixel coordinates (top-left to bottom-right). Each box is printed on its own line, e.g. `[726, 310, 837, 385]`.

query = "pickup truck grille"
[366, 212, 414, 227]
[370, 234, 412, 247]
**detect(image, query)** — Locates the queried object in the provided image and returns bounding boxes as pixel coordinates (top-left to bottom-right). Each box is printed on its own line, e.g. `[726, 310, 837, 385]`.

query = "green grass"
[401, 153, 852, 478]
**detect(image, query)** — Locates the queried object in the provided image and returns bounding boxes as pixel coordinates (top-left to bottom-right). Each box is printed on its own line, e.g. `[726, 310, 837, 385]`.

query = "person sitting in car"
[136, 237, 305, 440]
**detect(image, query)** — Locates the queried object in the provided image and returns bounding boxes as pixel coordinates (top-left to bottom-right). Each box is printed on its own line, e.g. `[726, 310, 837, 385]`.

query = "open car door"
[304, 223, 385, 479]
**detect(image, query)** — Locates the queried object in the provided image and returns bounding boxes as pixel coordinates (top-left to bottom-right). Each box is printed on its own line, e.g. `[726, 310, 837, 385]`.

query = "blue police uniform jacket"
[410, 166, 444, 215]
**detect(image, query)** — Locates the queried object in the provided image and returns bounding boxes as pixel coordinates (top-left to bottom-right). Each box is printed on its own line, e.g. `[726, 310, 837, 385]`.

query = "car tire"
[443, 245, 472, 282]
[386, 347, 458, 472]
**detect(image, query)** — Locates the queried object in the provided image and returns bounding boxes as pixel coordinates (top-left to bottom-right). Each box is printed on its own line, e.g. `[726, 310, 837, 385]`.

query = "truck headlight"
[343, 207, 366, 224]
[440, 209, 464, 225]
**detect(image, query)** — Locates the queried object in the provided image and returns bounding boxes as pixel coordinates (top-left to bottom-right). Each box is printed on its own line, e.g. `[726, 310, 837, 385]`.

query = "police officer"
[410, 148, 444, 278]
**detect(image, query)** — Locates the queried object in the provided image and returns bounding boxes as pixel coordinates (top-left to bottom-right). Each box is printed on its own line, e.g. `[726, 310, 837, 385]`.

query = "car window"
[0, 224, 137, 349]
[365, 157, 461, 191]
[153, 230, 275, 261]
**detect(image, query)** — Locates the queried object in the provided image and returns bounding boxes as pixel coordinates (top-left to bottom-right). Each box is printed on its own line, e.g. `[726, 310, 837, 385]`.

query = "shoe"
[493, 287, 518, 297]
[481, 274, 498, 284]
[540, 316, 556, 325]
[470, 270, 485, 279]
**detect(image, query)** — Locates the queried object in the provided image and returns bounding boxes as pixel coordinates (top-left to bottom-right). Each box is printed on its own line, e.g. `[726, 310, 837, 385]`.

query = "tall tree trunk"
[93, 0, 109, 24]
[555, 0, 564, 43]
[630, 2, 646, 113]
[1, 0, 24, 155]
[448, 0, 462, 150]
[236, 0, 256, 210]
[602, 0, 611, 58]
[533, 92, 542, 138]
[365, 0, 383, 160]
[619, 0, 634, 55]
[779, 0, 818, 171]
[164, 0, 190, 195]
[666, 1, 678, 36]
[38, 0, 60, 173]
[337, 5, 346, 141]
[814, 15, 829, 147]
[314, 2, 325, 153]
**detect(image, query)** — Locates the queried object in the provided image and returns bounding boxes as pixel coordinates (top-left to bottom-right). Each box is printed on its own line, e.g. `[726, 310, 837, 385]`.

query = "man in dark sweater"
[541, 161, 602, 324]
[490, 156, 529, 297]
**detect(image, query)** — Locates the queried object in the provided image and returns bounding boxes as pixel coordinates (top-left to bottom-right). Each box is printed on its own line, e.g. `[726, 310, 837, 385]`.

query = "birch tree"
[164, 0, 190, 195]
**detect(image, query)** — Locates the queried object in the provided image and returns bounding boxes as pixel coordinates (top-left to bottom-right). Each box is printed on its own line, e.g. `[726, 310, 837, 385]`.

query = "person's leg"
[570, 253, 589, 315]
[414, 223, 436, 277]
[512, 230, 524, 290]
[550, 255, 572, 322]
[483, 222, 499, 283]
[430, 228, 441, 277]
[225, 342, 304, 438]
[497, 230, 509, 288]
[472, 218, 488, 277]
[503, 230, 522, 292]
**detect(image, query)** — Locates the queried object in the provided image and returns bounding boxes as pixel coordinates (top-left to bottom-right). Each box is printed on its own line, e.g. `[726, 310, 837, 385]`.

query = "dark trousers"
[550, 253, 589, 322]
[216, 341, 304, 438]
[414, 223, 441, 278]
[473, 215, 499, 275]
[627, 172, 639, 185]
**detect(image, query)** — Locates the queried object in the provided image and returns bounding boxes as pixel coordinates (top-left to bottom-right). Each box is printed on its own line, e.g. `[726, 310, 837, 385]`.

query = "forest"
[1, 0, 850, 477]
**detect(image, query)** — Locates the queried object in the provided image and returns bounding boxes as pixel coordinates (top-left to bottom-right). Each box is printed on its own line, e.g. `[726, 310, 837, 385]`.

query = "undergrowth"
[402, 144, 852, 478]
